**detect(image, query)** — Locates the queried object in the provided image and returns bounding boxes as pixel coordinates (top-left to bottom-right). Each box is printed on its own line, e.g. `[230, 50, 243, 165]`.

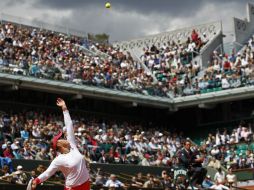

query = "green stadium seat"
[236, 149, 241, 155]
[216, 82, 222, 87]
[249, 143, 254, 150]
[214, 87, 222, 91]
[201, 89, 207, 94]
[207, 89, 214, 93]
[237, 143, 248, 151]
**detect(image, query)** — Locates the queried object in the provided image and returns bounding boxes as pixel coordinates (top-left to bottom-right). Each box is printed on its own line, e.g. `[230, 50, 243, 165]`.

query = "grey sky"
[0, 0, 253, 42]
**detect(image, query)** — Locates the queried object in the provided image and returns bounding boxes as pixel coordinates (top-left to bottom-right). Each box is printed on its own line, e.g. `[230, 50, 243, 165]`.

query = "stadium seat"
[249, 143, 254, 151]
[237, 144, 248, 151]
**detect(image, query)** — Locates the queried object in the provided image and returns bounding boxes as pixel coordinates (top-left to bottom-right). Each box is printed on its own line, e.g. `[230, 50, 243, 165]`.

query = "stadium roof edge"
[1, 73, 254, 110]
[0, 73, 172, 108]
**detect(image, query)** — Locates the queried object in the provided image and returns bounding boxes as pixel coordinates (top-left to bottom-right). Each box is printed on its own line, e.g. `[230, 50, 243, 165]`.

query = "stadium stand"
[138, 29, 205, 98]
[0, 19, 252, 101]
[3, 2, 254, 190]
[0, 22, 162, 97]
[0, 108, 186, 167]
[0, 17, 253, 101]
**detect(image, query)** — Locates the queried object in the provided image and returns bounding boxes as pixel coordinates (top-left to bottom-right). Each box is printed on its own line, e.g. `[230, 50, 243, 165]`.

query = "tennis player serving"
[28, 98, 90, 190]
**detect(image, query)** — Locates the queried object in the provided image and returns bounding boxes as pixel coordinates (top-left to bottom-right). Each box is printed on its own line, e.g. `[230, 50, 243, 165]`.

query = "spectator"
[177, 140, 206, 188]
[214, 168, 226, 184]
[94, 172, 106, 187]
[208, 157, 221, 169]
[161, 173, 173, 189]
[202, 175, 214, 189]
[20, 127, 29, 141]
[11, 165, 28, 185]
[0, 157, 14, 172]
[141, 153, 152, 166]
[34, 165, 46, 177]
[209, 181, 230, 190]
[143, 175, 155, 188]
[104, 174, 125, 188]
[130, 176, 143, 187]
[35, 148, 50, 160]
[0, 165, 10, 177]
[3, 143, 14, 159]
[226, 168, 237, 188]
[191, 29, 199, 44]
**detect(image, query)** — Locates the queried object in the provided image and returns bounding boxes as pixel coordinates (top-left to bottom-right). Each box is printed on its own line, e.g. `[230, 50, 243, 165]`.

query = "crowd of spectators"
[0, 21, 253, 99]
[0, 109, 187, 168]
[140, 32, 254, 98]
[196, 36, 254, 94]
[200, 120, 254, 171]
[0, 22, 158, 96]
[140, 29, 206, 97]
[0, 21, 254, 99]
[0, 163, 236, 190]
[2, 15, 254, 190]
[0, 107, 244, 189]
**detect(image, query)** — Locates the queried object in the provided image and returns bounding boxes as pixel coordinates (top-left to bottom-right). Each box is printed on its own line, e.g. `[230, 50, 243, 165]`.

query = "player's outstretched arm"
[30, 160, 59, 189]
[56, 98, 76, 148]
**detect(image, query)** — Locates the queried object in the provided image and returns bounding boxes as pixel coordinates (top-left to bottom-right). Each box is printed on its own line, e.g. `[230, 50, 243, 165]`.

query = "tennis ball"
[105, 2, 111, 9]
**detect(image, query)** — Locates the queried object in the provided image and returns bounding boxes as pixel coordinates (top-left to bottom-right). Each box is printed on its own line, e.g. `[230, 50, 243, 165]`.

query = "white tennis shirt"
[37, 111, 89, 187]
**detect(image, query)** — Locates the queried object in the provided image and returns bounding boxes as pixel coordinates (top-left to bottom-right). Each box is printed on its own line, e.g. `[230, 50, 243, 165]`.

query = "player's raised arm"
[56, 98, 77, 148]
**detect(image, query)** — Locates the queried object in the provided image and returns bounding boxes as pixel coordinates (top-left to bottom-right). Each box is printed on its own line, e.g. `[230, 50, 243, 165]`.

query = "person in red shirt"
[191, 29, 199, 44]
[223, 60, 231, 72]
[3, 146, 14, 159]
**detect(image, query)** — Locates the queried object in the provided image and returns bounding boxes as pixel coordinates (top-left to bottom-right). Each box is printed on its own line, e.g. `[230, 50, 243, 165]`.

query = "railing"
[77, 44, 101, 57]
[233, 168, 254, 181]
[7, 159, 249, 190]
[0, 12, 86, 38]
[113, 21, 222, 51]
[89, 46, 111, 59]
[199, 31, 223, 68]
[11, 159, 168, 177]
[130, 49, 158, 83]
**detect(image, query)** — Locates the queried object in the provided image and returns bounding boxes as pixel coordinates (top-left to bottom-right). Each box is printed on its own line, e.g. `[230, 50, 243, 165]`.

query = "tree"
[87, 33, 110, 44]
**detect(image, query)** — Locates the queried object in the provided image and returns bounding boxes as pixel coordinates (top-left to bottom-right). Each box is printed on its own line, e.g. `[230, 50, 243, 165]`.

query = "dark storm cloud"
[31, 0, 223, 17]
[28, 0, 253, 41]
[6, 0, 254, 41]
[33, 0, 253, 17]
[4, 0, 26, 6]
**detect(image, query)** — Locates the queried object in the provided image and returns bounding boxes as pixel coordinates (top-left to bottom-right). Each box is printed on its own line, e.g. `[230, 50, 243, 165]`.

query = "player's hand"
[31, 180, 37, 190]
[56, 98, 66, 109]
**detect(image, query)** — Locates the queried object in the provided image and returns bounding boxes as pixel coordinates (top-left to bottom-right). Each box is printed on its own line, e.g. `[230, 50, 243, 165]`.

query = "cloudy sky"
[0, 0, 253, 42]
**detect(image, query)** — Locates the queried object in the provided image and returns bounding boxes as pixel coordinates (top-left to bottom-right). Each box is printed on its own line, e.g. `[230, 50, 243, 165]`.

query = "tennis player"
[29, 98, 90, 190]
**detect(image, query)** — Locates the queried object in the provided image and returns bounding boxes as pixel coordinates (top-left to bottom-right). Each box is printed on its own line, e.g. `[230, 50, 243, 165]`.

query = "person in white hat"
[12, 165, 28, 185]
[29, 98, 90, 190]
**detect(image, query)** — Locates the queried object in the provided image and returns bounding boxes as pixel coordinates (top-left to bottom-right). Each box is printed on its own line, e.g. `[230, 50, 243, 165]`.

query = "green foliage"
[88, 33, 109, 44]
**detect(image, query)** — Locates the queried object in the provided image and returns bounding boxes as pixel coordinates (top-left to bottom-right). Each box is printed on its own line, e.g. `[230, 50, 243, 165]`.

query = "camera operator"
[177, 140, 207, 188]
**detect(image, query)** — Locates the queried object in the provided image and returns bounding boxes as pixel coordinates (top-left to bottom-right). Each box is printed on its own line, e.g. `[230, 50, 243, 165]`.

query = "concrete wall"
[234, 3, 254, 45]
[200, 31, 223, 68]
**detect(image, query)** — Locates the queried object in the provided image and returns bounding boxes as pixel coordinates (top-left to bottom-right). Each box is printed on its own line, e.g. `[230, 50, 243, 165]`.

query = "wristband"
[34, 177, 41, 184]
